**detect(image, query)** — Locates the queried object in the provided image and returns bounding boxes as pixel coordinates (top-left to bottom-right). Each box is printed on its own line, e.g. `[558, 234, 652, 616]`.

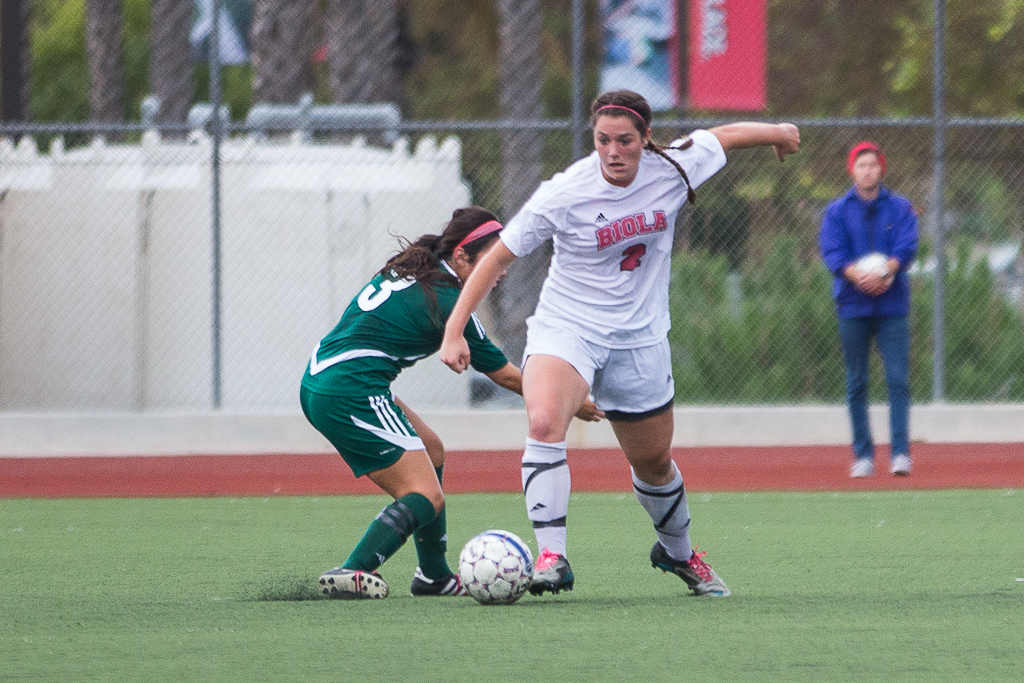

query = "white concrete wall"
[2, 404, 1022, 457]
[0, 133, 473, 412]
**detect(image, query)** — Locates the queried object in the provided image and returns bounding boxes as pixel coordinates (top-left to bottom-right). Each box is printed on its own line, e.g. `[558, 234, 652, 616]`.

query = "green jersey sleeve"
[463, 312, 509, 374]
[434, 281, 508, 373]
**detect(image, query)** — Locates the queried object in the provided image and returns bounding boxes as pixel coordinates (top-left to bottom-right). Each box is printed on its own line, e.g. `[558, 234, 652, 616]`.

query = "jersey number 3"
[620, 244, 646, 271]
[357, 278, 415, 311]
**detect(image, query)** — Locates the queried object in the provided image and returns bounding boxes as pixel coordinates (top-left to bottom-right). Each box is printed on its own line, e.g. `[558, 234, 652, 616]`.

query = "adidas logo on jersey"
[595, 212, 608, 223]
[530, 502, 547, 512]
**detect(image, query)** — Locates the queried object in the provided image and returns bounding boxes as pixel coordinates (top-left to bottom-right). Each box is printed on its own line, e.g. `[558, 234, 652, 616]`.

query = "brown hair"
[591, 90, 697, 204]
[381, 205, 501, 315]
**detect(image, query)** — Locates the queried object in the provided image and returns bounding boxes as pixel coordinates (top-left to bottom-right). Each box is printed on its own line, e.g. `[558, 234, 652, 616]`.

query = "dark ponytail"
[591, 89, 697, 204]
[380, 206, 502, 318]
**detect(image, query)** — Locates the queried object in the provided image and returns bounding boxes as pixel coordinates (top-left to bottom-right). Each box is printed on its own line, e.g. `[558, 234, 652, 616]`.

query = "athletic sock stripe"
[522, 460, 568, 493]
[633, 482, 684, 498]
[532, 516, 567, 529]
[654, 491, 689, 532]
[377, 511, 410, 541]
[376, 501, 417, 541]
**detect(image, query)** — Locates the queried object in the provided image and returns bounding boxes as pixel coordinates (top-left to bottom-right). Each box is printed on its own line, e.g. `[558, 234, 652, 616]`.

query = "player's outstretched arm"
[440, 240, 518, 373]
[708, 122, 800, 161]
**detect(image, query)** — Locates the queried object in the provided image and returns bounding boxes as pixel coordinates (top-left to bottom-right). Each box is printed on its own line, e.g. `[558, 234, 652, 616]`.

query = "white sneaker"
[890, 454, 912, 476]
[850, 459, 875, 478]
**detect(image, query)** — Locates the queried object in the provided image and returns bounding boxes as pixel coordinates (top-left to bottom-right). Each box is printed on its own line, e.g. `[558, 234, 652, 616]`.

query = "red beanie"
[848, 141, 886, 176]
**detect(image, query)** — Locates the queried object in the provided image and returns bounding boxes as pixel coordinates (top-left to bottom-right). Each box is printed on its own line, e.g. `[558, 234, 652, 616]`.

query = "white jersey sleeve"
[499, 202, 559, 258]
[664, 129, 727, 190]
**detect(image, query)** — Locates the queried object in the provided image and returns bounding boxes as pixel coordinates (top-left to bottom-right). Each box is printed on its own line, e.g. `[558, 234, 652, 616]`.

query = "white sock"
[632, 463, 692, 561]
[521, 438, 570, 557]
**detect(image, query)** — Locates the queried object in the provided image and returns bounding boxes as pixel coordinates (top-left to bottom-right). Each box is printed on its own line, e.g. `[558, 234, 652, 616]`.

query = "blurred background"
[1, 0, 1022, 415]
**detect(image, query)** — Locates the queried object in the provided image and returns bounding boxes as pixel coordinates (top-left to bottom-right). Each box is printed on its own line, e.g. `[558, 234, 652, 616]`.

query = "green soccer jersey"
[302, 266, 508, 395]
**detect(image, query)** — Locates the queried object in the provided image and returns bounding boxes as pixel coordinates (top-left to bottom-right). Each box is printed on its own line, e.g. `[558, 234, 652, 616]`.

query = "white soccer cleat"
[890, 454, 912, 476]
[318, 567, 389, 600]
[651, 543, 731, 597]
[850, 459, 875, 478]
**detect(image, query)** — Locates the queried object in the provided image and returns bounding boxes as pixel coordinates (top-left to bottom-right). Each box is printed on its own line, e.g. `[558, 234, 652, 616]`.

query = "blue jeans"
[838, 316, 910, 462]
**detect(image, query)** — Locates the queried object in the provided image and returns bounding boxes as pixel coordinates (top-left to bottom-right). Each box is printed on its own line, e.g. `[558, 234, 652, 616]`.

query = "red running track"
[1, 443, 1021, 498]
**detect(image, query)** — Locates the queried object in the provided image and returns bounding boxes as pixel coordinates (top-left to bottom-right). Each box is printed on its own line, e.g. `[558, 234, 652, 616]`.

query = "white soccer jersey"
[500, 129, 727, 348]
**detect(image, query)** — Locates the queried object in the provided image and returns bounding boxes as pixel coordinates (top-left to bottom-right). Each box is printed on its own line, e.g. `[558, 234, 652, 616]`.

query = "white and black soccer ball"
[458, 529, 534, 605]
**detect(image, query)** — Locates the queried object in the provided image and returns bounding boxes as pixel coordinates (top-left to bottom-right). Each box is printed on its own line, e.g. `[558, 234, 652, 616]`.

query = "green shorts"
[300, 384, 425, 477]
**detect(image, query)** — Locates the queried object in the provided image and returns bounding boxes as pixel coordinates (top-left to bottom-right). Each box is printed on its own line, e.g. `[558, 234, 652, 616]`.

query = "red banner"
[688, 0, 767, 111]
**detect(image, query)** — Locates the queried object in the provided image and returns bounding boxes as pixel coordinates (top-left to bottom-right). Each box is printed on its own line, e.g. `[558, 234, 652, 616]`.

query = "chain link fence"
[1, 0, 1023, 414]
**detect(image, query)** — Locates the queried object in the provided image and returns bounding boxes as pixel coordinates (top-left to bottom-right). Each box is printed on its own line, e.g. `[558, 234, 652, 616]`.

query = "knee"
[424, 489, 445, 516]
[846, 376, 868, 396]
[527, 409, 569, 442]
[631, 453, 675, 486]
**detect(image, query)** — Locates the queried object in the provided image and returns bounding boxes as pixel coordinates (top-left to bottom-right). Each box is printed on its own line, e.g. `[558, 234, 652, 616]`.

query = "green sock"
[413, 465, 452, 580]
[342, 492, 436, 572]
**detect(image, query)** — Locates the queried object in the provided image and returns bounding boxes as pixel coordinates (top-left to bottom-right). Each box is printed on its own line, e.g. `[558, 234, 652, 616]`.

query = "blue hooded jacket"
[819, 186, 919, 318]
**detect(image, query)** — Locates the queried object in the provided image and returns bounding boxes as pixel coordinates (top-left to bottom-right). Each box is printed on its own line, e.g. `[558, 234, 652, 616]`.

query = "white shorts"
[522, 316, 675, 419]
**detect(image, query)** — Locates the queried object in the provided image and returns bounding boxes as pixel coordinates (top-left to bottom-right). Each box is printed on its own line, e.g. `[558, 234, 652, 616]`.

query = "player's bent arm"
[708, 122, 800, 161]
[440, 241, 519, 373]
[484, 362, 523, 395]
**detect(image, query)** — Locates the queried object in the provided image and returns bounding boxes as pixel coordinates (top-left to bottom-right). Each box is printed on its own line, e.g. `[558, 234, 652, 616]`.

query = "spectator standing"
[819, 142, 919, 478]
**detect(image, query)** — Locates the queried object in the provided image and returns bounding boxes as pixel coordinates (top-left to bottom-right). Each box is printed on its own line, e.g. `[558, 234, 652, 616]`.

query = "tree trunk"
[494, 0, 545, 365]
[250, 0, 317, 104]
[1, 0, 31, 121]
[85, 0, 125, 123]
[150, 0, 193, 127]
[324, 0, 402, 104]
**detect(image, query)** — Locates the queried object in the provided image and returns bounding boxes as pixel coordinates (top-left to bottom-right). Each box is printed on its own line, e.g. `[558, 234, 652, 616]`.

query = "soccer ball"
[458, 530, 534, 605]
[855, 252, 889, 276]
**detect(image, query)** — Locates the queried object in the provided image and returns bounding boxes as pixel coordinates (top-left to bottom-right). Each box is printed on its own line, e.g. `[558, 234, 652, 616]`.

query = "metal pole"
[570, 0, 585, 160]
[210, 0, 224, 409]
[931, 0, 946, 403]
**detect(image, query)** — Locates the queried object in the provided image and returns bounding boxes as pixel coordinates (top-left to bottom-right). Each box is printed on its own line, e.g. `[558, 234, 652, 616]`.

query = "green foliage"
[911, 240, 1024, 400]
[192, 62, 255, 121]
[29, 0, 89, 121]
[29, 0, 152, 122]
[768, 0, 1024, 117]
[28, 0, 252, 123]
[670, 234, 1024, 404]
[670, 236, 841, 403]
[402, 0, 500, 119]
[21, 0, 1024, 123]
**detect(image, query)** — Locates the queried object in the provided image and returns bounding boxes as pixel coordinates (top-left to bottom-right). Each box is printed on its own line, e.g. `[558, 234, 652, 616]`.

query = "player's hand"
[773, 123, 800, 162]
[860, 272, 894, 297]
[846, 265, 891, 297]
[439, 336, 471, 373]
[575, 398, 605, 422]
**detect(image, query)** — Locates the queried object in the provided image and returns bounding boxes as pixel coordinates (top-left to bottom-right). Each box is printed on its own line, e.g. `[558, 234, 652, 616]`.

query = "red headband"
[455, 220, 503, 252]
[596, 104, 647, 128]
[848, 141, 886, 177]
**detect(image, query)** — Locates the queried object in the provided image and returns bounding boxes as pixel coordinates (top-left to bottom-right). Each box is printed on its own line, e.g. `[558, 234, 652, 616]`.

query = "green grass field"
[3, 490, 1022, 682]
